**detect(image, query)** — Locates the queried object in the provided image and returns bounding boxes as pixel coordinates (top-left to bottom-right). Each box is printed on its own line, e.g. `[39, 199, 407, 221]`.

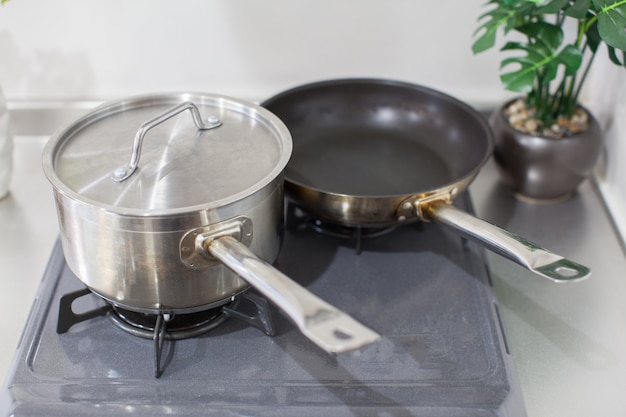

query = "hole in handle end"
[535, 258, 591, 282]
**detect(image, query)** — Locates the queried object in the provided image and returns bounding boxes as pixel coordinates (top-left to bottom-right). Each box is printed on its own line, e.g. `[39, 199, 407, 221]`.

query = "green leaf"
[594, 0, 626, 51]
[537, 0, 570, 13]
[608, 45, 626, 65]
[586, 18, 602, 52]
[498, 40, 583, 92]
[566, 0, 593, 18]
[555, 44, 584, 75]
[473, 5, 517, 53]
[505, 0, 536, 5]
[501, 66, 537, 92]
[499, 43, 545, 91]
[501, 41, 546, 61]
[472, 31, 498, 54]
[517, 21, 564, 51]
[472, 0, 540, 54]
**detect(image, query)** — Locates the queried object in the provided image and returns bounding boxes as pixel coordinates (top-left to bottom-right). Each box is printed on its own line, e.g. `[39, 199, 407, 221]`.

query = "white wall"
[1, 0, 625, 235]
[0, 0, 506, 105]
[583, 59, 626, 241]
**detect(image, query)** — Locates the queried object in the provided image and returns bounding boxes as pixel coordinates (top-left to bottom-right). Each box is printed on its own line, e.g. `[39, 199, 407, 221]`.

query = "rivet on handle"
[111, 101, 221, 182]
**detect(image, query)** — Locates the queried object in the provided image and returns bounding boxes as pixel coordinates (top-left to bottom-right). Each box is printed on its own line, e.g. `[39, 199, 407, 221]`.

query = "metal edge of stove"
[462, 192, 527, 417]
[0, 239, 65, 417]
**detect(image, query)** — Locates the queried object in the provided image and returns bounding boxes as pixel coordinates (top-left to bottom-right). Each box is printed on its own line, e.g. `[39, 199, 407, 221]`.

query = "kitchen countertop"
[1, 106, 625, 416]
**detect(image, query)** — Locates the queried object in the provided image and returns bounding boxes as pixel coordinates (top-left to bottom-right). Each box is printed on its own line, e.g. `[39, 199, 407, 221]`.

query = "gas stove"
[1, 193, 525, 416]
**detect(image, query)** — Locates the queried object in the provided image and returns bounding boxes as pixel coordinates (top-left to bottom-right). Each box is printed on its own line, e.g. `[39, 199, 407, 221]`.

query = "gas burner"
[109, 303, 234, 341]
[56, 288, 275, 378]
[286, 202, 407, 254]
[309, 218, 397, 239]
[109, 302, 237, 378]
[309, 219, 397, 253]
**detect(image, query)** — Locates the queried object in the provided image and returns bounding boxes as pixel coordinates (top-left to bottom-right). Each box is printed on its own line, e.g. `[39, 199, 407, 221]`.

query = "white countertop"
[471, 164, 626, 416]
[1, 114, 626, 416]
[0, 135, 59, 381]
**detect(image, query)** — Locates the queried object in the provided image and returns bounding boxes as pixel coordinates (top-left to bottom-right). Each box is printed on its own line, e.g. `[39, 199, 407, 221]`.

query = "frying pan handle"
[424, 201, 591, 282]
[111, 101, 222, 182]
[203, 235, 380, 354]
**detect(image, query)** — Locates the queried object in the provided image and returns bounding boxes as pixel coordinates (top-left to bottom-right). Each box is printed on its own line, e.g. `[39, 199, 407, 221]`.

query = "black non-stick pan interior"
[262, 79, 493, 197]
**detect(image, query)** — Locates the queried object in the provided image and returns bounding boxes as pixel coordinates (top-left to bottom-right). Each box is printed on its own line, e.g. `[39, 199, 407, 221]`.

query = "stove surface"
[1, 194, 525, 416]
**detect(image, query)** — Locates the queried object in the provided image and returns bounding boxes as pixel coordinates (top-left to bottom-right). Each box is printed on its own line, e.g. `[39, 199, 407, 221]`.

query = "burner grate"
[286, 202, 412, 254]
[109, 303, 233, 340]
[56, 288, 275, 377]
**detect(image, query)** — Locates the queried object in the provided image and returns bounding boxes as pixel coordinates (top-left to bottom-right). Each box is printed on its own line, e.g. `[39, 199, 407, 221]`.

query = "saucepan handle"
[207, 236, 380, 353]
[111, 101, 222, 182]
[424, 201, 590, 282]
[182, 217, 380, 354]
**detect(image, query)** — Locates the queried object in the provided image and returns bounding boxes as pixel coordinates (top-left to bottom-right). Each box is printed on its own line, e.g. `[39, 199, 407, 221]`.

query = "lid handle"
[111, 101, 221, 182]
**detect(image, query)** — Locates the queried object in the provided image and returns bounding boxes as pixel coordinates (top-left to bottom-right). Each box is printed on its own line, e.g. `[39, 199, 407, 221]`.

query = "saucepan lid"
[42, 93, 292, 215]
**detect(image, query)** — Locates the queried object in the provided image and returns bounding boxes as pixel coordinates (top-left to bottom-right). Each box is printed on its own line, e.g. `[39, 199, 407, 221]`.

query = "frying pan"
[261, 79, 590, 282]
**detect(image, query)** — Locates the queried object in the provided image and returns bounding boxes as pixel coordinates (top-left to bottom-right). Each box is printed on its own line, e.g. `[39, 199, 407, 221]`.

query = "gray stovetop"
[2, 190, 523, 416]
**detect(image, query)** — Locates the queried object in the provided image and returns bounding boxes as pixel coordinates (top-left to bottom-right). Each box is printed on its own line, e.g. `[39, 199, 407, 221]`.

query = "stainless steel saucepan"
[261, 79, 590, 282]
[42, 93, 379, 354]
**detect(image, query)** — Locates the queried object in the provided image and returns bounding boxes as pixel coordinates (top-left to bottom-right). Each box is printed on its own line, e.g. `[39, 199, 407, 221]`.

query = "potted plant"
[473, 0, 626, 202]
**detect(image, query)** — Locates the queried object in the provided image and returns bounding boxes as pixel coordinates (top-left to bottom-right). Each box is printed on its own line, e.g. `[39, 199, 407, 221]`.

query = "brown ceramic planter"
[489, 99, 603, 202]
